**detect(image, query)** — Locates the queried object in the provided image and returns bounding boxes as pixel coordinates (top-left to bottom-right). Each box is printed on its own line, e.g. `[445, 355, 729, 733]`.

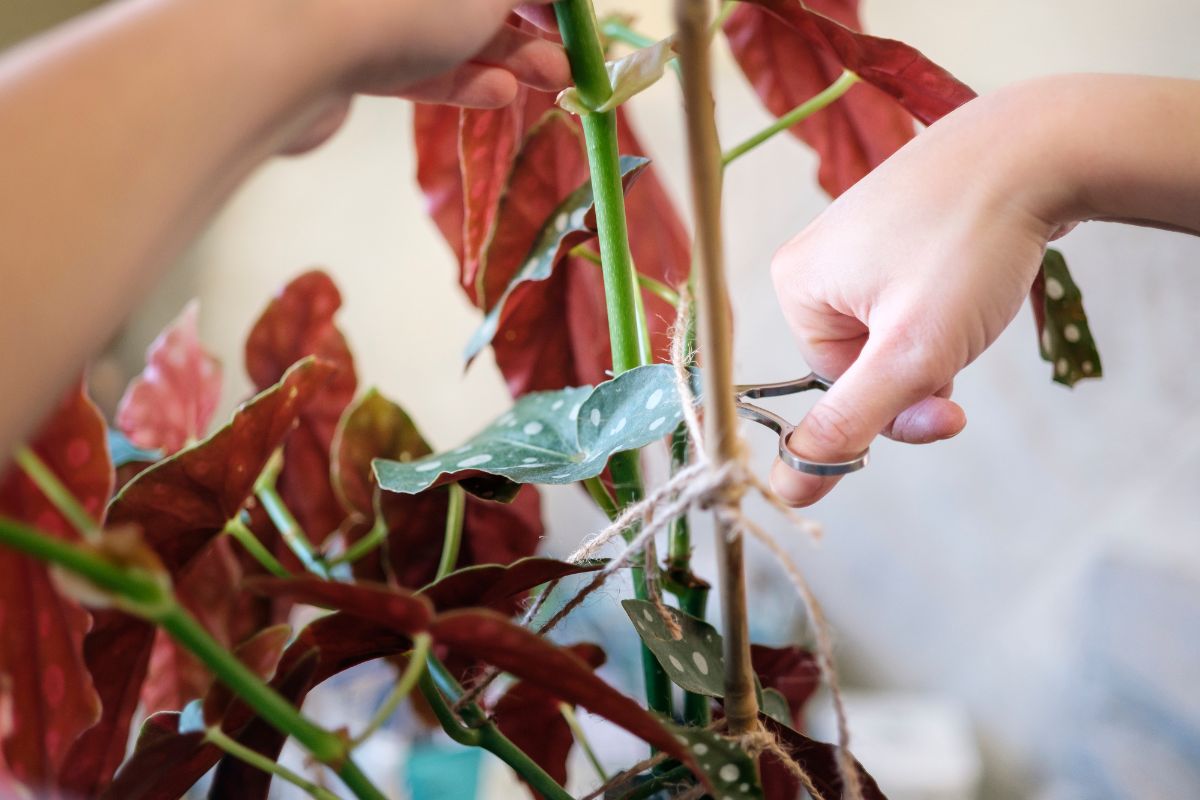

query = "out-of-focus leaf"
[101, 625, 292, 800]
[558, 38, 675, 115]
[724, 0, 917, 196]
[1031, 248, 1102, 387]
[374, 364, 689, 496]
[734, 0, 975, 126]
[418, 556, 602, 614]
[461, 106, 523, 296]
[429, 609, 709, 786]
[140, 538, 254, 715]
[0, 381, 108, 788]
[331, 389, 544, 589]
[107, 429, 163, 469]
[751, 645, 822, 800]
[665, 723, 766, 800]
[493, 642, 606, 797]
[116, 300, 222, 455]
[464, 154, 651, 364]
[413, 103, 467, 263]
[762, 716, 887, 800]
[64, 359, 332, 796]
[622, 599, 725, 698]
[246, 271, 358, 546]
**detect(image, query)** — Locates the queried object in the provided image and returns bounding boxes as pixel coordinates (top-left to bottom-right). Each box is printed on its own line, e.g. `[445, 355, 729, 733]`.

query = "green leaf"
[760, 687, 791, 727]
[557, 38, 675, 115]
[374, 364, 691, 497]
[1036, 249, 1102, 387]
[463, 156, 650, 364]
[666, 723, 765, 800]
[622, 599, 725, 698]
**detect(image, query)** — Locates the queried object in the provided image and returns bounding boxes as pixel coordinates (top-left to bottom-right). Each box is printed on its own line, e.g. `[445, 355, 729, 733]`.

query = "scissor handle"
[735, 373, 869, 477]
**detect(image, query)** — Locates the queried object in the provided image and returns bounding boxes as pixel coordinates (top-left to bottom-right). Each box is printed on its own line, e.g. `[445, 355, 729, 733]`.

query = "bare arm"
[0, 0, 564, 459]
[769, 74, 1200, 505]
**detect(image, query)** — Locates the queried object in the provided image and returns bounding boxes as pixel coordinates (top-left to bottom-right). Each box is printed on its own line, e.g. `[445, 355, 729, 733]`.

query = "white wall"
[128, 1, 1200, 797]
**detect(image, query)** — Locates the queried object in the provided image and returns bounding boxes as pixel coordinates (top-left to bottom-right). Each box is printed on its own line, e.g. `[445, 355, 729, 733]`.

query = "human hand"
[282, 0, 567, 153]
[768, 81, 1074, 506]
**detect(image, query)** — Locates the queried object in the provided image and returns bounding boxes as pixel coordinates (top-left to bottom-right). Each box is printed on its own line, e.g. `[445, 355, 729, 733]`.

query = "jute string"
[453, 295, 862, 800]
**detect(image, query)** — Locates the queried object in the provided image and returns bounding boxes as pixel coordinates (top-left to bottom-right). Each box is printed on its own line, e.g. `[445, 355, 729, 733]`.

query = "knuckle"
[801, 403, 860, 456]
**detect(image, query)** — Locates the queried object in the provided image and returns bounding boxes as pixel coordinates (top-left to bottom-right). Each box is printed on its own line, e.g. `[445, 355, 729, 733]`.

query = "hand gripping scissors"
[734, 375, 869, 477]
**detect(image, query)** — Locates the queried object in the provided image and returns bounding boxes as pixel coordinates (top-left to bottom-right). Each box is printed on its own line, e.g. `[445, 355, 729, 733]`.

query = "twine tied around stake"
[451, 295, 863, 800]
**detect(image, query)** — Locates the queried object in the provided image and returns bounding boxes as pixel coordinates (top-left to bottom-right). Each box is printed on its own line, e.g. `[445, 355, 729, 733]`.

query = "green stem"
[560, 702, 608, 781]
[328, 511, 387, 568]
[0, 515, 386, 800]
[206, 725, 339, 800]
[14, 447, 99, 542]
[419, 660, 575, 800]
[722, 69, 859, 166]
[352, 633, 431, 747]
[436, 484, 466, 580]
[255, 458, 330, 579]
[556, 0, 672, 721]
[623, 764, 693, 800]
[582, 476, 619, 521]
[224, 516, 290, 579]
[571, 244, 682, 307]
[712, 0, 738, 32]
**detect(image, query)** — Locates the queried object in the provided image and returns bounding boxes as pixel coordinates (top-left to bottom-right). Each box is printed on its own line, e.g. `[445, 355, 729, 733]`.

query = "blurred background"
[5, 1, 1200, 798]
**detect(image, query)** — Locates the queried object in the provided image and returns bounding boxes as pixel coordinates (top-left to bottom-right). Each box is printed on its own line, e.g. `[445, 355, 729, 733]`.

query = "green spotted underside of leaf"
[665, 722, 765, 800]
[1038, 249, 1102, 387]
[464, 156, 650, 364]
[622, 599, 725, 697]
[374, 364, 691, 497]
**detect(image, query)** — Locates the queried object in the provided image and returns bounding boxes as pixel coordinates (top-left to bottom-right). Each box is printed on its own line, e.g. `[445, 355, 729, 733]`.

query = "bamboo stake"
[673, 0, 759, 734]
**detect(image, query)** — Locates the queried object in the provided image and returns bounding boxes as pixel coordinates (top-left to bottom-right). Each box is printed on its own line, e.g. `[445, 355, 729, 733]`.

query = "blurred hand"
[768, 83, 1071, 506]
[283, 0, 568, 153]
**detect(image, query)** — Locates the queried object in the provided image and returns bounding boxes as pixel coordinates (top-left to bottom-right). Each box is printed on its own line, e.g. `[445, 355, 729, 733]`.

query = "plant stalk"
[436, 484, 467, 580]
[352, 633, 431, 747]
[0, 515, 387, 800]
[225, 515, 290, 579]
[555, 0, 673, 721]
[722, 70, 859, 166]
[256, 466, 330, 579]
[14, 446, 99, 542]
[206, 726, 339, 800]
[673, 0, 760, 735]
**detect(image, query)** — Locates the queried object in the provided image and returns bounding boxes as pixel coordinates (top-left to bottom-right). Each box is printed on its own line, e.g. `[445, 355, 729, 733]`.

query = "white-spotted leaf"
[1035, 248, 1102, 387]
[374, 365, 693, 497]
[622, 599, 726, 697]
[666, 722, 765, 800]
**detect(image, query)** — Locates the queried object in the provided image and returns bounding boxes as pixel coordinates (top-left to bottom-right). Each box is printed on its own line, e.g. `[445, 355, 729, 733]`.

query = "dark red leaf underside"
[0, 381, 108, 788]
[736, 0, 975, 125]
[750, 644, 822, 800]
[762, 716, 888, 800]
[246, 271, 358, 548]
[725, 0, 917, 196]
[64, 360, 332, 795]
[493, 643, 606, 798]
[418, 557, 601, 615]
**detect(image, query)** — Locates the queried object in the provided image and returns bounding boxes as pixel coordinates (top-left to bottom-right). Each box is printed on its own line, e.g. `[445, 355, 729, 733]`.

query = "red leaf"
[0, 381, 108, 788]
[331, 389, 428, 521]
[751, 644, 820, 728]
[414, 102, 467, 264]
[246, 271, 358, 546]
[64, 359, 333, 795]
[429, 610, 706, 783]
[245, 576, 435, 634]
[139, 538, 254, 715]
[761, 716, 888, 800]
[493, 643, 606, 797]
[461, 105, 523, 299]
[101, 625, 292, 800]
[116, 300, 222, 455]
[726, 0, 975, 196]
[418, 557, 601, 615]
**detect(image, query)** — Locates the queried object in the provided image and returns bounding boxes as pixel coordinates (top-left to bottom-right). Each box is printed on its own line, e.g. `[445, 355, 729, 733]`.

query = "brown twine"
[577, 751, 672, 800]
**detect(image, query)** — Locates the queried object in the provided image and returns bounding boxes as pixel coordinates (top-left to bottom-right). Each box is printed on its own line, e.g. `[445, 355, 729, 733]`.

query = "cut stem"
[206, 725, 339, 800]
[722, 70, 859, 166]
[14, 446, 99, 542]
[673, 0, 760, 734]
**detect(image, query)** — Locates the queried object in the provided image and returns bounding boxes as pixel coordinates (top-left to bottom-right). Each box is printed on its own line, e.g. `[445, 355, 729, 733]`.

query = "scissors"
[734, 375, 869, 477]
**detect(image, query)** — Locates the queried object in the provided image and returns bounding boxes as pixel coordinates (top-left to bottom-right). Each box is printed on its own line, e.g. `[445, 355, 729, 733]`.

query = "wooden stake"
[673, 0, 759, 734]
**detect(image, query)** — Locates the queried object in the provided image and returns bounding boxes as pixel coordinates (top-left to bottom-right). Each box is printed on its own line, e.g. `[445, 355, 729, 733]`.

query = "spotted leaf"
[116, 300, 222, 455]
[463, 154, 651, 365]
[622, 599, 725, 698]
[0, 380, 108, 788]
[374, 364, 691, 496]
[666, 723, 766, 800]
[1032, 249, 1102, 387]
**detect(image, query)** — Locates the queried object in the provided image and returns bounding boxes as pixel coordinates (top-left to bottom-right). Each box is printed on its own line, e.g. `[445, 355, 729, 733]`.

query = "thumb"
[769, 338, 947, 506]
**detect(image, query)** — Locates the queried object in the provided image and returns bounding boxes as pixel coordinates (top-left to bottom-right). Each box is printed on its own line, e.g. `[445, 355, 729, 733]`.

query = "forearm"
[990, 74, 1200, 236]
[0, 0, 345, 458]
